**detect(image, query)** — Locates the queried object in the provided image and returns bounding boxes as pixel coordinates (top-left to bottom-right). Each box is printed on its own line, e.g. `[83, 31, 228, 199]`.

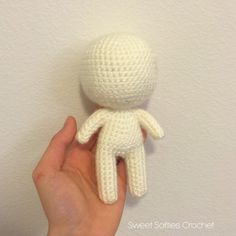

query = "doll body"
[76, 34, 164, 204]
[77, 108, 164, 203]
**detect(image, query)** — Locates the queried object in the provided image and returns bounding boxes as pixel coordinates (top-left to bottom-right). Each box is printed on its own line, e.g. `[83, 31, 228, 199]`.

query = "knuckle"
[32, 168, 47, 183]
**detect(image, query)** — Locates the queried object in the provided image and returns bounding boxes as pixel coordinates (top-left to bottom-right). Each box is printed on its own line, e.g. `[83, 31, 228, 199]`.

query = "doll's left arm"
[135, 109, 164, 139]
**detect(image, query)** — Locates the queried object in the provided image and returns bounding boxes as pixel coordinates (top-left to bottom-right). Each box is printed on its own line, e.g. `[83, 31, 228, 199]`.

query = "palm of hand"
[33, 117, 126, 236]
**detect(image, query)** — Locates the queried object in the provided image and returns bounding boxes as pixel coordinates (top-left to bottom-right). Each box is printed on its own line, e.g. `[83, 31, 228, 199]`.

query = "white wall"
[0, 1, 236, 235]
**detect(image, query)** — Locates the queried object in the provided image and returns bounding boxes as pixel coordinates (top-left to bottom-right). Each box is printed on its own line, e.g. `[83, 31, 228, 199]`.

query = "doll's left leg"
[125, 145, 147, 197]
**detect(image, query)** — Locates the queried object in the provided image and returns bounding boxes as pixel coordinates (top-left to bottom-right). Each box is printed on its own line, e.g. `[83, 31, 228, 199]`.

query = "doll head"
[80, 34, 157, 109]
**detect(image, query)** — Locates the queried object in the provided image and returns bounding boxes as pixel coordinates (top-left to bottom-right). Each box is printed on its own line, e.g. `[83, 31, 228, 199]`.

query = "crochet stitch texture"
[77, 34, 164, 204]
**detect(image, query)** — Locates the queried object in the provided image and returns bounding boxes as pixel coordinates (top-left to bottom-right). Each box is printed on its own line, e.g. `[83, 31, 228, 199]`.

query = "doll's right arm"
[76, 109, 109, 144]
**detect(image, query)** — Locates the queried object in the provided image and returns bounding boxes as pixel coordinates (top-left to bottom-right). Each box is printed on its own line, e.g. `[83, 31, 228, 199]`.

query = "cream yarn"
[76, 34, 164, 204]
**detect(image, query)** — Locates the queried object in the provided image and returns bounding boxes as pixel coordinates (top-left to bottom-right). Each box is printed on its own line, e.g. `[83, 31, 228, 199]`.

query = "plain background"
[0, 1, 236, 235]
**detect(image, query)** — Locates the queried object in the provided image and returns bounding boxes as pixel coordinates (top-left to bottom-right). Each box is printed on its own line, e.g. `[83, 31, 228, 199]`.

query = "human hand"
[32, 117, 127, 236]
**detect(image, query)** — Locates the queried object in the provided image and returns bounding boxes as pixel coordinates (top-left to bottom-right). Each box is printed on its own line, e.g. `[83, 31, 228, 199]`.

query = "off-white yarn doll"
[76, 34, 164, 204]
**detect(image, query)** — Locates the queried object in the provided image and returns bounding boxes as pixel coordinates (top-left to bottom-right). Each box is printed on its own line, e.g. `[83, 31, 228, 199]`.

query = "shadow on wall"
[48, 39, 96, 120]
[0, 119, 50, 235]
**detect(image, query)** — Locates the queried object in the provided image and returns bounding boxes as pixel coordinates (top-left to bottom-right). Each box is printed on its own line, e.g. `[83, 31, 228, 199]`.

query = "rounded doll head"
[80, 34, 157, 109]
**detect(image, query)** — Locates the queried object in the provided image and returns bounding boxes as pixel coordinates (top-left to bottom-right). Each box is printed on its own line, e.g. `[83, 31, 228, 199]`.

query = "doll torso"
[98, 109, 143, 156]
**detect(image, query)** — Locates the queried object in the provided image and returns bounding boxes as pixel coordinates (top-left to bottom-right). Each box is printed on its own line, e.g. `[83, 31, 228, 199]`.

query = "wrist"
[48, 216, 117, 236]
[48, 225, 115, 236]
[48, 225, 81, 236]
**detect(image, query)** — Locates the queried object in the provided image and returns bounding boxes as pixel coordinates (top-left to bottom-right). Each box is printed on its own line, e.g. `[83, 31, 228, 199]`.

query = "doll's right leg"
[96, 144, 117, 204]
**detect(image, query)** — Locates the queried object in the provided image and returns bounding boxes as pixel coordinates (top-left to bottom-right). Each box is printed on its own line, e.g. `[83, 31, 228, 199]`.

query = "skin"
[32, 116, 127, 236]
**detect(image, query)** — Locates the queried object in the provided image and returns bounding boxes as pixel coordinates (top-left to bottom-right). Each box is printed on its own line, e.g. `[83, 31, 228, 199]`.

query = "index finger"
[34, 116, 77, 172]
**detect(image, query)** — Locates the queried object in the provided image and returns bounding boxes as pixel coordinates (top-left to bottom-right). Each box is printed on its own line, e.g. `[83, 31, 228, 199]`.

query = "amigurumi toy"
[76, 34, 164, 204]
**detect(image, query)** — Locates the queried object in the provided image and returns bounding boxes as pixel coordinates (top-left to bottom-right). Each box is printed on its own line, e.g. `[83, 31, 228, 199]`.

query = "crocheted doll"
[76, 34, 164, 204]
